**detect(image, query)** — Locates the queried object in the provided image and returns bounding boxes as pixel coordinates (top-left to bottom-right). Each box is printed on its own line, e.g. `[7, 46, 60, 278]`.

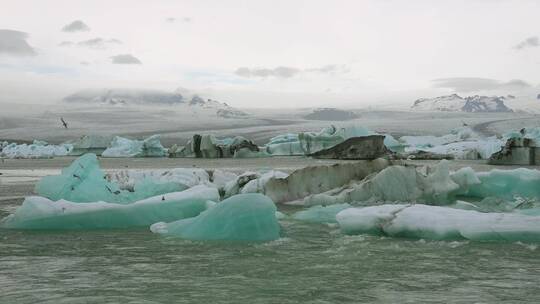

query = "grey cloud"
[61, 20, 90, 32]
[432, 77, 531, 92]
[76, 37, 122, 49]
[110, 54, 142, 64]
[0, 29, 37, 56]
[514, 36, 539, 50]
[235, 65, 347, 79]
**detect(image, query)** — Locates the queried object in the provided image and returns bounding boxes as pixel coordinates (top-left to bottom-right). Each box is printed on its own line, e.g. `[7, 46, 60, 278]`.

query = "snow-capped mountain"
[62, 88, 249, 118]
[411, 94, 513, 112]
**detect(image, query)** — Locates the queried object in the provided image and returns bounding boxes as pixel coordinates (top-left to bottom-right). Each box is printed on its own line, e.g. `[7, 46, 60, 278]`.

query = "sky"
[0, 0, 539, 108]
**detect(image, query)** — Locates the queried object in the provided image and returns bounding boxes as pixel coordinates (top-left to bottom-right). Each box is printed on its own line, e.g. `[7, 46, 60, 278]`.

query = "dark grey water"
[1, 199, 539, 304]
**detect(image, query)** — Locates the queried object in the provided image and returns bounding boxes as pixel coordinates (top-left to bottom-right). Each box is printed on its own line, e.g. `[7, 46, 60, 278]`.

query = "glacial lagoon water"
[1, 201, 539, 304]
[1, 158, 540, 303]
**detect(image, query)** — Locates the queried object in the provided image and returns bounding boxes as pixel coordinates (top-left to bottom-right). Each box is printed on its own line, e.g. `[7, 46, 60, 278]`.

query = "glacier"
[150, 193, 280, 241]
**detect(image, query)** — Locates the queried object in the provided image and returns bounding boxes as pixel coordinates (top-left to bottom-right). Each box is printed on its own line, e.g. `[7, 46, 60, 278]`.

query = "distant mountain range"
[62, 88, 249, 118]
[411, 94, 513, 113]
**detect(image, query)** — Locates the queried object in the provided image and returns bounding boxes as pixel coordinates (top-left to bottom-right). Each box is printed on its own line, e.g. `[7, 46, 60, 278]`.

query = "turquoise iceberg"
[151, 193, 280, 241]
[1, 186, 219, 230]
[36, 154, 186, 204]
[293, 203, 351, 223]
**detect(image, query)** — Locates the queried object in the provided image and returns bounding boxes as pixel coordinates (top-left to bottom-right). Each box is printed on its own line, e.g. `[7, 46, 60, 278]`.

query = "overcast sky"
[1, 0, 539, 108]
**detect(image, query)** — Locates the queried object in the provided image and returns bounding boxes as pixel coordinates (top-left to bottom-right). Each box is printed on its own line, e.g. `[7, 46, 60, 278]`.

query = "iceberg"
[304, 161, 540, 208]
[265, 125, 400, 156]
[293, 203, 351, 223]
[36, 154, 185, 203]
[175, 134, 261, 158]
[67, 134, 113, 156]
[107, 168, 212, 191]
[304, 160, 459, 206]
[337, 204, 540, 242]
[150, 193, 280, 241]
[400, 127, 503, 160]
[464, 168, 540, 201]
[265, 133, 304, 156]
[101, 135, 167, 157]
[1, 186, 219, 230]
[264, 159, 390, 204]
[0, 141, 73, 159]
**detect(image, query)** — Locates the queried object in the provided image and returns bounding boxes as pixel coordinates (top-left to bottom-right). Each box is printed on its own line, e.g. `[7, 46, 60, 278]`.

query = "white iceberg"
[337, 204, 540, 242]
[0, 141, 73, 159]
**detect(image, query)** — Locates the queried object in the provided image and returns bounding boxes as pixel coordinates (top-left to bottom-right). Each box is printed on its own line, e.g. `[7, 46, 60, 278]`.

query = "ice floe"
[150, 193, 280, 241]
[102, 135, 167, 157]
[1, 186, 219, 230]
[0, 140, 73, 159]
[337, 204, 540, 242]
[36, 154, 187, 203]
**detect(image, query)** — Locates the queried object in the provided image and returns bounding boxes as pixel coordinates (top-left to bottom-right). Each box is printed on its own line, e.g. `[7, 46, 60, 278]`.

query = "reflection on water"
[0, 200, 539, 304]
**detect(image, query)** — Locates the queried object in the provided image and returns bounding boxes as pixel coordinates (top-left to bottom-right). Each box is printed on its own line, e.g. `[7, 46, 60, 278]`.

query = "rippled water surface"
[1, 200, 539, 304]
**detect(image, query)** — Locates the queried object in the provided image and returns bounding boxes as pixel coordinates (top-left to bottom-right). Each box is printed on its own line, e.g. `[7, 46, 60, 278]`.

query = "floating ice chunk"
[399, 127, 502, 160]
[151, 193, 280, 241]
[298, 125, 345, 155]
[36, 154, 185, 203]
[275, 211, 287, 220]
[503, 127, 540, 146]
[67, 134, 113, 156]
[266, 159, 390, 204]
[102, 135, 167, 157]
[0, 141, 73, 159]
[265, 133, 303, 156]
[337, 204, 540, 242]
[382, 134, 403, 152]
[293, 203, 351, 223]
[304, 160, 459, 206]
[210, 170, 239, 189]
[1, 186, 219, 230]
[108, 168, 211, 190]
[465, 168, 540, 200]
[240, 171, 289, 194]
[410, 138, 503, 160]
